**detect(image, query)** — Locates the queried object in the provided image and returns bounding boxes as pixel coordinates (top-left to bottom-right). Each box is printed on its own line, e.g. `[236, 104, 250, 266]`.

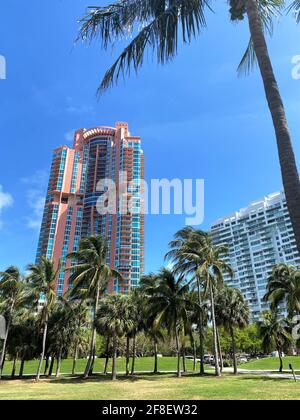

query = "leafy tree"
[78, 0, 300, 255]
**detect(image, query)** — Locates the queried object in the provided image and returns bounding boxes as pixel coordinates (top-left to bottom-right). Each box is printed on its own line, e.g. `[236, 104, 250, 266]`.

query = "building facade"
[211, 191, 300, 321]
[36, 122, 144, 296]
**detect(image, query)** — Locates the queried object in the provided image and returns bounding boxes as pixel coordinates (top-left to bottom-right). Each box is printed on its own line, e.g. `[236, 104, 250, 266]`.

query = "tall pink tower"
[36, 122, 144, 295]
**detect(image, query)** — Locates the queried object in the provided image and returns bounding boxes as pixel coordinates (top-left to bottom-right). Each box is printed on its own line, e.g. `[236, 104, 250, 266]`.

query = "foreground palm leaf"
[78, 0, 300, 257]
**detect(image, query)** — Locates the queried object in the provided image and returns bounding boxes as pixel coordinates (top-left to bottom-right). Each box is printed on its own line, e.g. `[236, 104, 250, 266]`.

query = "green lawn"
[2, 357, 196, 377]
[242, 356, 300, 372]
[0, 373, 299, 400]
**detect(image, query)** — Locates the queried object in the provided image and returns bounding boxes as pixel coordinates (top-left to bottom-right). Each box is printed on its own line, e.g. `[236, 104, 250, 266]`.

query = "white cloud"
[22, 170, 47, 230]
[0, 185, 13, 229]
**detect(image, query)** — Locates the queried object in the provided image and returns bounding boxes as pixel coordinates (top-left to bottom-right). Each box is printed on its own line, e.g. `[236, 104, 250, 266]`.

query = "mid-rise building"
[36, 122, 144, 296]
[211, 191, 300, 321]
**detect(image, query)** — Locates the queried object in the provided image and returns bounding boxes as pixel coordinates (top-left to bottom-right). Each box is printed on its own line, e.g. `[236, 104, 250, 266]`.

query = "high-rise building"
[210, 191, 300, 321]
[36, 122, 144, 296]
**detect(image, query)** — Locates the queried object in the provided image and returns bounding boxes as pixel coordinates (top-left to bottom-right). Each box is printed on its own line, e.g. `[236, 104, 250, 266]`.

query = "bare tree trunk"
[246, 0, 300, 253]
[131, 335, 136, 375]
[197, 278, 205, 376]
[112, 334, 117, 381]
[154, 340, 158, 374]
[36, 308, 49, 381]
[175, 327, 181, 378]
[126, 335, 130, 376]
[0, 303, 13, 379]
[182, 348, 187, 373]
[44, 356, 49, 376]
[55, 348, 63, 378]
[230, 326, 238, 375]
[48, 356, 55, 377]
[216, 327, 224, 372]
[192, 335, 197, 372]
[11, 355, 17, 379]
[278, 349, 283, 373]
[104, 337, 110, 374]
[84, 282, 100, 378]
[72, 342, 78, 375]
[209, 281, 221, 377]
[19, 359, 25, 378]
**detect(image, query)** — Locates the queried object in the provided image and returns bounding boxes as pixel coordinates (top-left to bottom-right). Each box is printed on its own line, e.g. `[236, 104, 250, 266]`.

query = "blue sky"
[0, 0, 300, 274]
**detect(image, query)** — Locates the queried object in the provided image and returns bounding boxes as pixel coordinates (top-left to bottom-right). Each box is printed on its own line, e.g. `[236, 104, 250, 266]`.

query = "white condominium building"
[210, 191, 300, 321]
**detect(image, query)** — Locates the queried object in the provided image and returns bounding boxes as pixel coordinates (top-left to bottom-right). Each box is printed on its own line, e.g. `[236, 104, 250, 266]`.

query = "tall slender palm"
[264, 264, 300, 318]
[166, 227, 208, 375]
[147, 268, 190, 378]
[78, 0, 300, 254]
[167, 228, 233, 376]
[94, 294, 135, 380]
[27, 257, 57, 380]
[215, 286, 250, 374]
[258, 309, 292, 372]
[67, 235, 123, 378]
[0, 267, 32, 378]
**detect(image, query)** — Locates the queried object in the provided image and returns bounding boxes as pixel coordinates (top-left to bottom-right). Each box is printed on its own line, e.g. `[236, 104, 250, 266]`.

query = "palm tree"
[215, 286, 250, 374]
[258, 310, 292, 372]
[78, 0, 300, 255]
[27, 257, 57, 380]
[264, 264, 300, 318]
[94, 294, 135, 380]
[147, 268, 190, 378]
[0, 267, 32, 378]
[166, 227, 208, 375]
[67, 235, 122, 378]
[167, 228, 233, 376]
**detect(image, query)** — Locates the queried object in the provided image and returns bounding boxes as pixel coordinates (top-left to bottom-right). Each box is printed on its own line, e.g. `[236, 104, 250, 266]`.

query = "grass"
[1, 357, 196, 377]
[242, 356, 300, 372]
[0, 373, 299, 400]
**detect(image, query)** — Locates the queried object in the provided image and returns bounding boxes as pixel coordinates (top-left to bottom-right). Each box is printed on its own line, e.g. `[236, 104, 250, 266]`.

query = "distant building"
[36, 122, 144, 296]
[211, 191, 300, 321]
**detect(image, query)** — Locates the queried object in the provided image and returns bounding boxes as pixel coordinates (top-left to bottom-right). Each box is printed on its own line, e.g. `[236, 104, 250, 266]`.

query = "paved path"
[222, 367, 300, 380]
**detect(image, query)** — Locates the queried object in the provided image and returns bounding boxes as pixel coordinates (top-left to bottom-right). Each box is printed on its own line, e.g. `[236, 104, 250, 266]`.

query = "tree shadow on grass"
[237, 375, 299, 383]
[47, 371, 216, 385]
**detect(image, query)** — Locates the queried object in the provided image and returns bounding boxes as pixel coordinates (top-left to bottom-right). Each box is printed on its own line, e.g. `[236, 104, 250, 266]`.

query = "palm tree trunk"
[154, 340, 158, 374]
[56, 348, 63, 378]
[104, 337, 110, 374]
[216, 327, 224, 372]
[175, 328, 181, 378]
[197, 278, 205, 376]
[192, 335, 197, 372]
[112, 334, 117, 381]
[245, 0, 300, 253]
[230, 326, 238, 375]
[278, 349, 283, 373]
[11, 355, 17, 379]
[19, 359, 25, 378]
[72, 342, 78, 375]
[44, 356, 49, 376]
[0, 303, 13, 379]
[131, 335, 136, 375]
[84, 282, 100, 378]
[182, 347, 187, 373]
[209, 281, 221, 377]
[48, 356, 55, 377]
[36, 311, 49, 381]
[126, 335, 130, 376]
